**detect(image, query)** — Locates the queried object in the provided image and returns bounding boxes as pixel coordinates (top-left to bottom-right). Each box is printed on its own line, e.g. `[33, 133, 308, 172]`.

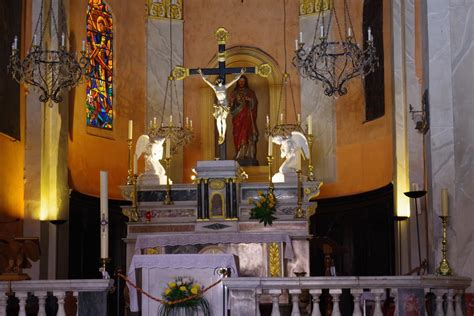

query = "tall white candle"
[61, 33, 65, 47]
[13, 36, 18, 50]
[100, 171, 108, 259]
[320, 25, 324, 37]
[185, 116, 189, 128]
[368, 27, 372, 41]
[299, 32, 303, 42]
[128, 120, 133, 140]
[347, 27, 352, 37]
[280, 113, 284, 123]
[266, 115, 270, 127]
[190, 120, 193, 130]
[268, 136, 273, 156]
[165, 138, 171, 158]
[169, 115, 173, 125]
[441, 188, 449, 216]
[33, 34, 37, 46]
[82, 40, 86, 51]
[307, 115, 313, 135]
[295, 39, 298, 51]
[297, 113, 301, 123]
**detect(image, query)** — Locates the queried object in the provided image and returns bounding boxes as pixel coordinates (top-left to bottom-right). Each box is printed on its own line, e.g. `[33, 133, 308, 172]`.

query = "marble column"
[147, 17, 184, 182]
[298, 15, 336, 183]
[425, 0, 474, 289]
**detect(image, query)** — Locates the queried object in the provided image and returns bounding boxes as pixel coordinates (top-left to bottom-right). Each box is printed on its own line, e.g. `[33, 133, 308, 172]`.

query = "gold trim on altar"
[268, 242, 282, 277]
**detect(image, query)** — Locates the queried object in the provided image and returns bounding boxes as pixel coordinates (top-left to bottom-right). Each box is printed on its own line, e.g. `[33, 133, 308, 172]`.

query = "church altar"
[128, 254, 238, 314]
[121, 160, 321, 282]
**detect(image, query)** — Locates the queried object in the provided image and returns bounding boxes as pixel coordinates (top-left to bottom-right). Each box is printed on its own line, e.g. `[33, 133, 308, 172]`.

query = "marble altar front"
[121, 160, 321, 279]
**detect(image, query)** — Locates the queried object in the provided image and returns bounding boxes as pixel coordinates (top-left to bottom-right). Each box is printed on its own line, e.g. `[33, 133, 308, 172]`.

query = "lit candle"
[268, 135, 273, 156]
[280, 113, 284, 123]
[266, 115, 270, 127]
[61, 33, 65, 47]
[13, 36, 18, 50]
[100, 171, 109, 259]
[441, 188, 449, 216]
[320, 25, 324, 37]
[185, 116, 189, 128]
[165, 137, 171, 158]
[190, 119, 193, 130]
[368, 27, 372, 41]
[33, 34, 37, 46]
[82, 40, 86, 51]
[153, 116, 157, 126]
[299, 32, 303, 42]
[128, 120, 133, 140]
[307, 115, 312, 135]
[133, 153, 138, 175]
[169, 115, 173, 125]
[347, 27, 352, 37]
[297, 113, 301, 124]
[295, 39, 298, 51]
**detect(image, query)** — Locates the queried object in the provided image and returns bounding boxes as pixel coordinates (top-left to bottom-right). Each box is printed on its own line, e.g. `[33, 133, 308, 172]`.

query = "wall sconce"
[409, 89, 429, 134]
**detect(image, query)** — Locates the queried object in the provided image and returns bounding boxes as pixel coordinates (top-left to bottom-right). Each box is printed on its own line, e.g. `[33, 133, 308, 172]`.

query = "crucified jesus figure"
[198, 68, 246, 144]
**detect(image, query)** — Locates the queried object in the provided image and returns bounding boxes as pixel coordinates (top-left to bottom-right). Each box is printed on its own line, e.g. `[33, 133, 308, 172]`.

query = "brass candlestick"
[126, 139, 134, 185]
[163, 157, 173, 205]
[99, 258, 111, 279]
[295, 169, 305, 219]
[436, 216, 453, 276]
[306, 134, 315, 181]
[267, 155, 274, 193]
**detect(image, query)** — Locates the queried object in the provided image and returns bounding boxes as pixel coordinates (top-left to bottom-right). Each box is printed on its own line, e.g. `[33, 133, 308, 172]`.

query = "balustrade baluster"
[446, 290, 454, 316]
[391, 289, 399, 316]
[269, 289, 281, 316]
[434, 290, 445, 316]
[372, 289, 384, 316]
[329, 289, 342, 316]
[0, 293, 7, 316]
[289, 289, 301, 316]
[73, 291, 79, 316]
[351, 289, 363, 316]
[256, 288, 262, 316]
[54, 291, 66, 316]
[35, 291, 47, 316]
[454, 290, 463, 316]
[17, 292, 28, 316]
[309, 289, 322, 316]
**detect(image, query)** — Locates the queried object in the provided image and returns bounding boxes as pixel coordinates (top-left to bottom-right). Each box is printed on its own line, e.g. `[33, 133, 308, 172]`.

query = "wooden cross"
[172, 27, 271, 160]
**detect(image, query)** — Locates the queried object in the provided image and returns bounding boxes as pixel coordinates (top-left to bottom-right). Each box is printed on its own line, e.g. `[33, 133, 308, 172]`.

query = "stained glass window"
[86, 0, 113, 130]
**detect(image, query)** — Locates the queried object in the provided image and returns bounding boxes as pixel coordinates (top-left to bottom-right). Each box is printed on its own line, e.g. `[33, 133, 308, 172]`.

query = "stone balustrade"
[223, 275, 472, 316]
[0, 279, 113, 316]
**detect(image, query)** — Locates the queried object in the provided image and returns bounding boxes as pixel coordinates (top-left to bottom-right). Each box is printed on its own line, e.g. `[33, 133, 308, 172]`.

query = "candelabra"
[437, 216, 453, 276]
[306, 134, 315, 181]
[295, 169, 305, 219]
[163, 157, 173, 205]
[126, 139, 134, 185]
[267, 155, 274, 193]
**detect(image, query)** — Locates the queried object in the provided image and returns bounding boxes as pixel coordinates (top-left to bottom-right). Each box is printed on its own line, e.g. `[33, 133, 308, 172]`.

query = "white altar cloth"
[134, 232, 295, 259]
[128, 254, 238, 313]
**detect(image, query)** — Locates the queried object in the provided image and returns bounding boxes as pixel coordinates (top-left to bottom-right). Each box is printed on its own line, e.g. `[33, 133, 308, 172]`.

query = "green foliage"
[248, 190, 277, 226]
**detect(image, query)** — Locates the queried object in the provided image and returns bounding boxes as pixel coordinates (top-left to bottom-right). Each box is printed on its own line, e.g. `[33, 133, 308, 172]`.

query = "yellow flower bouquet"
[249, 190, 277, 226]
[158, 276, 210, 316]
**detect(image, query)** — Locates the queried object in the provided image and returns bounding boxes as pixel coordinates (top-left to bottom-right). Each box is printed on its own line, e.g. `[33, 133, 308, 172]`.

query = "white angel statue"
[135, 134, 169, 185]
[272, 131, 309, 183]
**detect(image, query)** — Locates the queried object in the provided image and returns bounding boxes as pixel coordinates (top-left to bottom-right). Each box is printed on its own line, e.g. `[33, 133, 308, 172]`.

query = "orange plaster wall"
[319, 0, 393, 198]
[182, 0, 301, 178]
[68, 0, 146, 199]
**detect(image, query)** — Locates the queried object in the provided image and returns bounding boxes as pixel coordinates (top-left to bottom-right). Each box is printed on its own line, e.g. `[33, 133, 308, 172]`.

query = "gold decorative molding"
[214, 27, 229, 44]
[300, 0, 332, 16]
[122, 208, 139, 222]
[148, 0, 183, 20]
[268, 242, 282, 277]
[256, 63, 272, 78]
[172, 65, 189, 80]
[209, 179, 225, 190]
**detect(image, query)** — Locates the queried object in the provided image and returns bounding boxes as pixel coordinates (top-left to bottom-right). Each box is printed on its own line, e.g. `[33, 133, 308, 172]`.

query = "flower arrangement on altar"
[249, 190, 277, 226]
[158, 276, 210, 316]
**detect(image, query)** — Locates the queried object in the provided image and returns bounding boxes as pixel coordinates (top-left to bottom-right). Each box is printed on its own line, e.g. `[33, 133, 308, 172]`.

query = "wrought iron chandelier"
[293, 0, 378, 96]
[8, 0, 88, 104]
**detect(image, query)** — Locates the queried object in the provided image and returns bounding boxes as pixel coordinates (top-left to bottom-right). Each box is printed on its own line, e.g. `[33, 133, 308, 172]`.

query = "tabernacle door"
[128, 254, 238, 315]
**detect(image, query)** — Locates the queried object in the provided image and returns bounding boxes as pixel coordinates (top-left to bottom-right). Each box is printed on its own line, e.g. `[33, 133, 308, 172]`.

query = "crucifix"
[172, 27, 271, 160]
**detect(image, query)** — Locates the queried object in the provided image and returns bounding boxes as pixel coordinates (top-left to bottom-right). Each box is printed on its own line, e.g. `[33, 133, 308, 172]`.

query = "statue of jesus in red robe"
[229, 76, 258, 162]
